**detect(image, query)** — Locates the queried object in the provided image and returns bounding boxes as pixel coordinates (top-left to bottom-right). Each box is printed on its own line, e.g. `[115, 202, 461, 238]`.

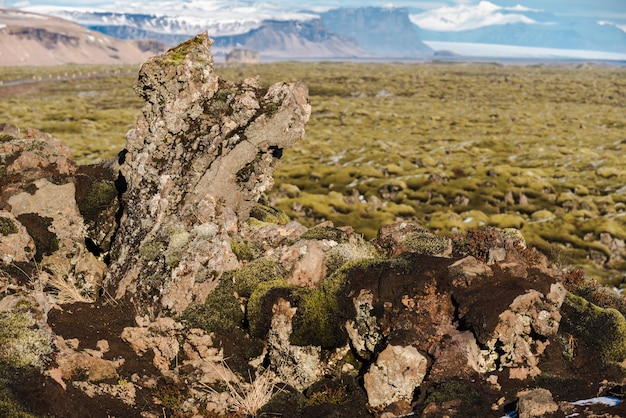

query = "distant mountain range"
[68, 7, 433, 59]
[3, 3, 626, 64]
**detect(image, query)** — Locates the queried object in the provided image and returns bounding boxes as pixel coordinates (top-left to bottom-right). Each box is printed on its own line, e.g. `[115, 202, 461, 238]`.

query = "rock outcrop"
[104, 32, 311, 315]
[1, 33, 625, 418]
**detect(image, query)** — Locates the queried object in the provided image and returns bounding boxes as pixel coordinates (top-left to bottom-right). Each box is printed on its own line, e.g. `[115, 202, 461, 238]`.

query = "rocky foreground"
[1, 32, 626, 418]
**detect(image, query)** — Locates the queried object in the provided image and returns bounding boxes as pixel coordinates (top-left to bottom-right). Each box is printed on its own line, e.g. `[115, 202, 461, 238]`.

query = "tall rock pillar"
[104, 33, 310, 316]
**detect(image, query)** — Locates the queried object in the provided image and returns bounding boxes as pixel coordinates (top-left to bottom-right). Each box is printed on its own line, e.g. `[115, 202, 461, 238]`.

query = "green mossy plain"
[1, 62, 625, 285]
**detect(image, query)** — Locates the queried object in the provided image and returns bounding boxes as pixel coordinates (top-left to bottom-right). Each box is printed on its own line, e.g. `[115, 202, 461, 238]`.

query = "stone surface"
[267, 297, 321, 391]
[484, 283, 566, 379]
[0, 126, 107, 302]
[516, 388, 558, 418]
[363, 344, 428, 409]
[0, 210, 35, 263]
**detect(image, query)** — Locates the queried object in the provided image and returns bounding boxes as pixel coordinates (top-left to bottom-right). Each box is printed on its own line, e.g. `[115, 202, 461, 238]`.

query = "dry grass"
[199, 361, 283, 416]
[44, 262, 96, 304]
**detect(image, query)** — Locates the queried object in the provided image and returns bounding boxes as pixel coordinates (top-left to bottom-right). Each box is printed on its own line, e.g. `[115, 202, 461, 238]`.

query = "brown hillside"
[0, 8, 166, 66]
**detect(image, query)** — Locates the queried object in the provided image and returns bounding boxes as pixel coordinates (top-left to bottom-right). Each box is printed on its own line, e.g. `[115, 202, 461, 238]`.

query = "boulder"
[363, 344, 428, 409]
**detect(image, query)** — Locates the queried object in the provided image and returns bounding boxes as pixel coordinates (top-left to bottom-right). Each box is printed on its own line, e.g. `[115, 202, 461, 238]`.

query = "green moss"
[278, 183, 301, 198]
[423, 379, 480, 406]
[290, 258, 398, 348]
[230, 238, 255, 262]
[81, 180, 117, 220]
[265, 101, 281, 117]
[182, 257, 283, 340]
[563, 292, 626, 364]
[325, 242, 378, 274]
[180, 276, 242, 336]
[304, 385, 349, 407]
[247, 279, 297, 338]
[0, 217, 18, 236]
[488, 213, 525, 229]
[215, 87, 239, 102]
[232, 257, 283, 299]
[0, 311, 52, 371]
[298, 226, 348, 243]
[159, 35, 206, 66]
[249, 204, 290, 225]
[531, 210, 555, 221]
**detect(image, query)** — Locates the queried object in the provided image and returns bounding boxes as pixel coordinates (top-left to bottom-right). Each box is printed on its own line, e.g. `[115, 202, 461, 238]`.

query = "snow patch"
[571, 396, 621, 406]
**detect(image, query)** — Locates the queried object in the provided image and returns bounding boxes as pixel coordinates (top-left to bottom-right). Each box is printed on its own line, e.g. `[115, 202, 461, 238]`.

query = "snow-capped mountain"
[22, 4, 433, 59]
[21, 2, 320, 38]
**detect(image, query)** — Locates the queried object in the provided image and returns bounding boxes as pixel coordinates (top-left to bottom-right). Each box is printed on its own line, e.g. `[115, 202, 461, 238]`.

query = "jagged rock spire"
[104, 32, 311, 315]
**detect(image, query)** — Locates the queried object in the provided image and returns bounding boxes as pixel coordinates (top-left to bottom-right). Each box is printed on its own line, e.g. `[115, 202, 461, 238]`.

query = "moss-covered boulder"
[561, 292, 626, 365]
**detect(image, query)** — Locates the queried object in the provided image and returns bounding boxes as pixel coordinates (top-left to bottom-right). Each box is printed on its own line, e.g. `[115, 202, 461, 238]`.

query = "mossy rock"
[158, 35, 208, 66]
[162, 223, 191, 268]
[230, 238, 256, 262]
[231, 257, 283, 299]
[562, 292, 626, 365]
[427, 211, 464, 233]
[249, 203, 290, 225]
[298, 225, 348, 243]
[139, 241, 164, 261]
[79, 180, 117, 221]
[278, 183, 301, 198]
[531, 210, 555, 221]
[290, 258, 396, 348]
[402, 230, 451, 256]
[180, 277, 243, 337]
[0, 217, 18, 236]
[423, 378, 481, 406]
[180, 259, 284, 337]
[458, 210, 490, 229]
[596, 167, 625, 179]
[247, 279, 298, 338]
[325, 242, 378, 274]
